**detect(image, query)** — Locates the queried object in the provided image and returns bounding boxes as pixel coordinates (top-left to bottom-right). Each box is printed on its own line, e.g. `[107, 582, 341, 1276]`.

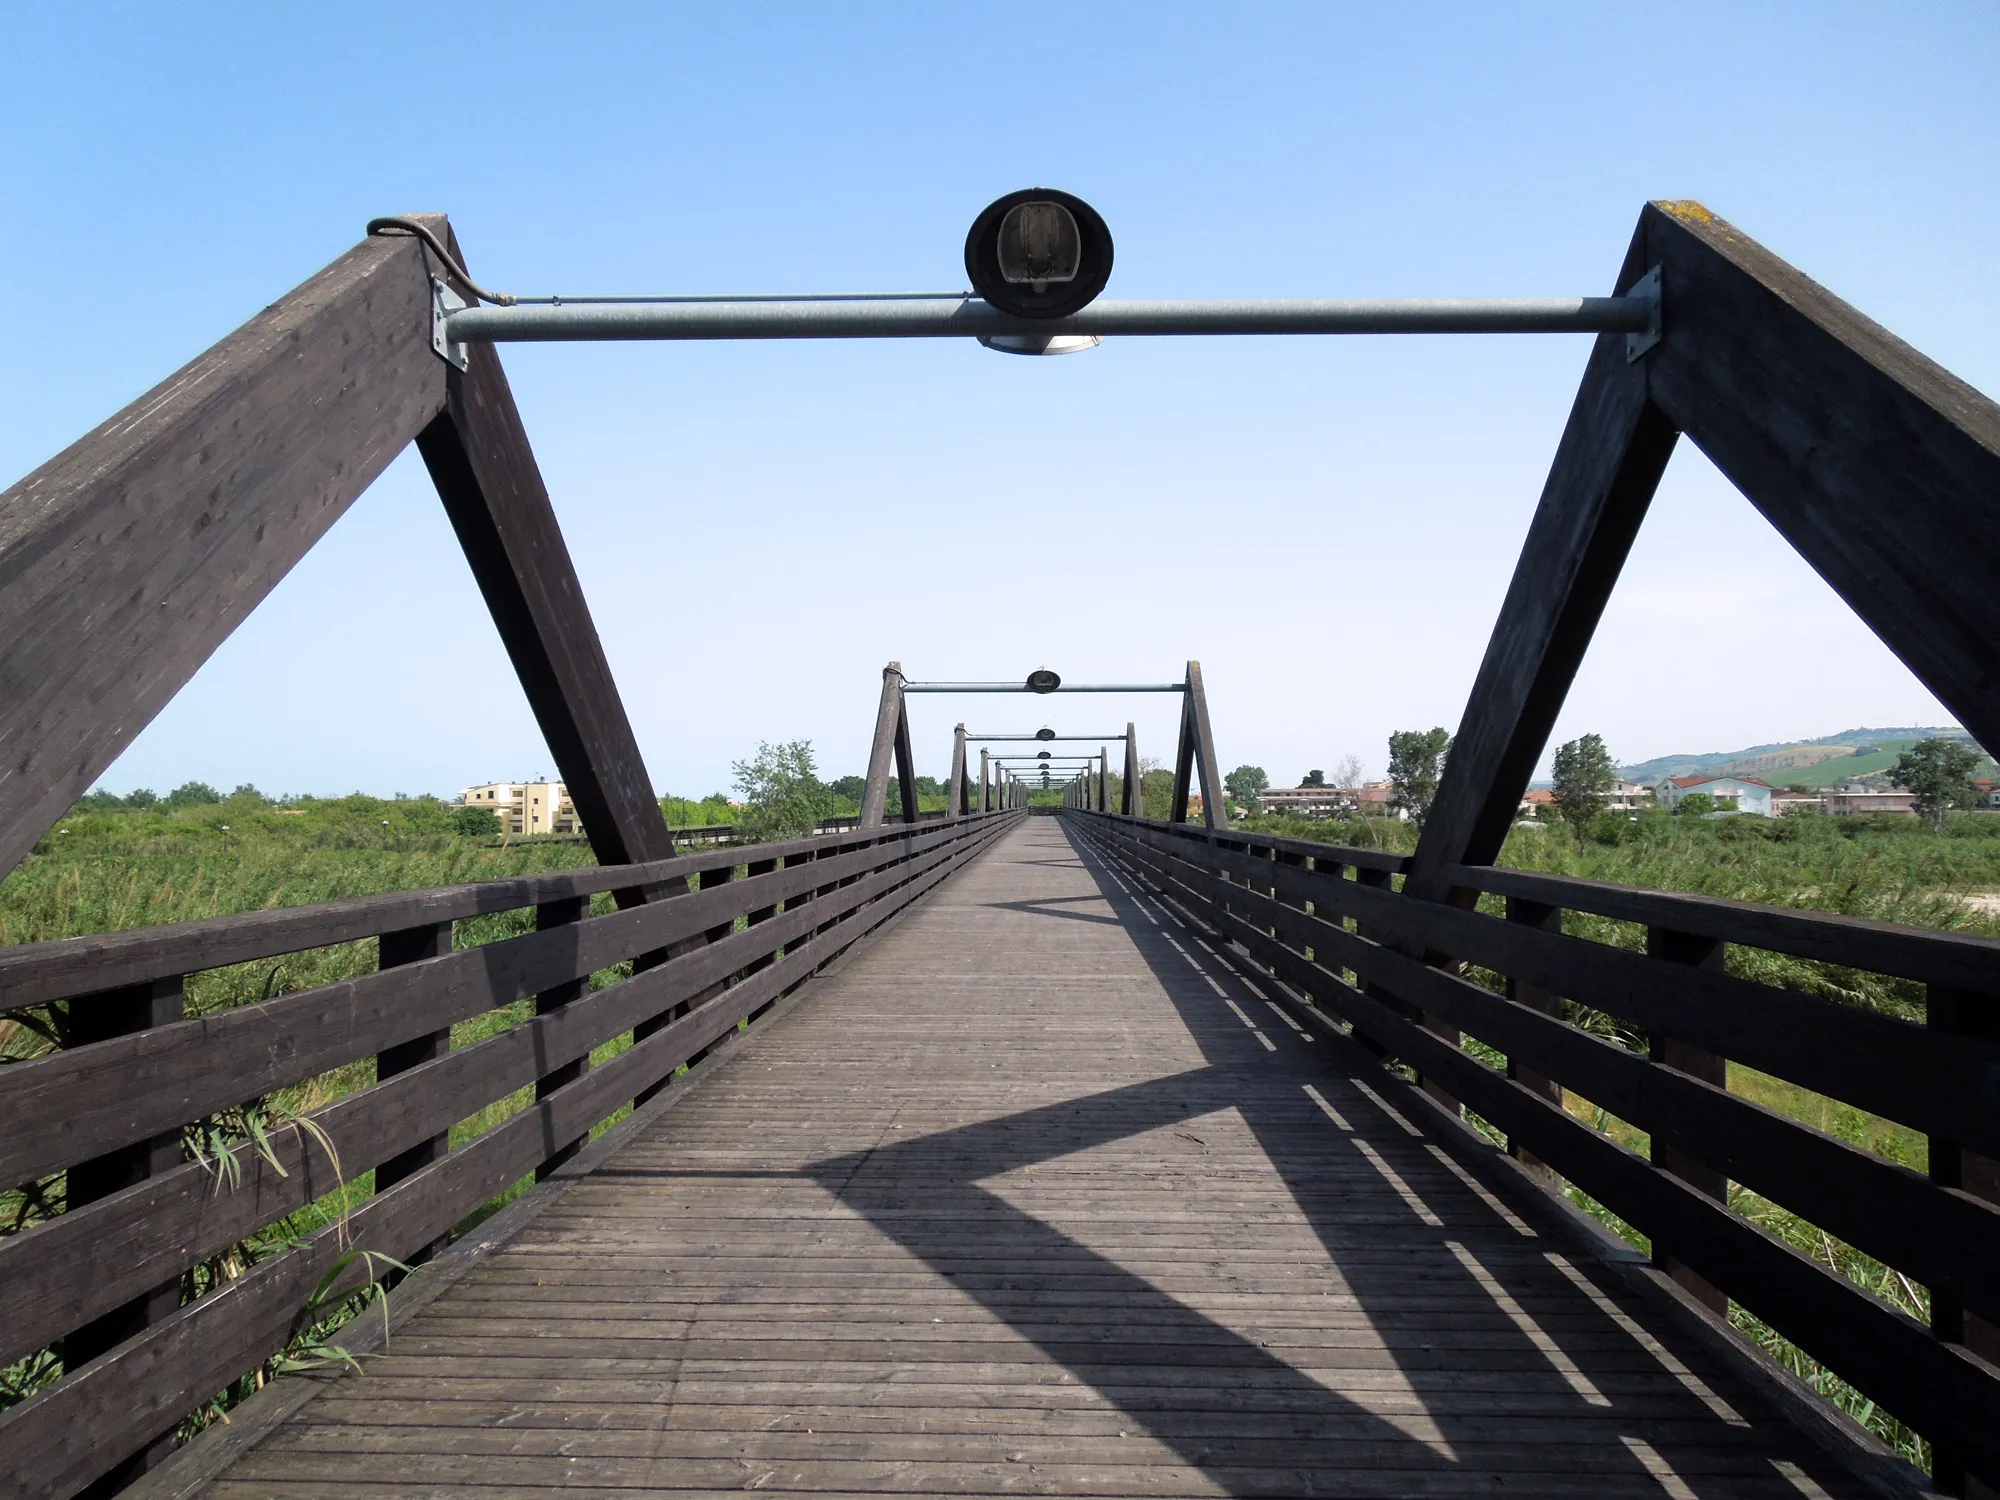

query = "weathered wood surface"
[415, 226, 671, 873]
[0, 230, 446, 881]
[186, 819, 1862, 1499]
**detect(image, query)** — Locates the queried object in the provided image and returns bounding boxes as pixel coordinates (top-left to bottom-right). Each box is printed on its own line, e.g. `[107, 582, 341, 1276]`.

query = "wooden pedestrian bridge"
[2, 200, 1997, 1499]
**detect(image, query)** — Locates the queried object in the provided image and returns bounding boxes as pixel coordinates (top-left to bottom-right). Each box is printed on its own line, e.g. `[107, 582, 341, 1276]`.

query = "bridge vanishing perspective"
[0, 198, 1996, 1499]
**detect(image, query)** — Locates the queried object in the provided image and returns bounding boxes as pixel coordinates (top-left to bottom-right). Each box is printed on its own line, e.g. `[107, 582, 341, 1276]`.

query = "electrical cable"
[365, 217, 517, 305]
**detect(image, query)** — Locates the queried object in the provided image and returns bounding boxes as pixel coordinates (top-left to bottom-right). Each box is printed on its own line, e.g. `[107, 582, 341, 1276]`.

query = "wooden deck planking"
[196, 818, 1864, 1498]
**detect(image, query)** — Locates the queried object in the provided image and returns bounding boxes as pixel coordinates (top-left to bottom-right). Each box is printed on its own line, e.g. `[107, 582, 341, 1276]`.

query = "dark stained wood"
[531, 898, 591, 1180]
[1638, 201, 2000, 761]
[60, 977, 185, 1494]
[1092, 817, 2000, 1320]
[0, 818, 1012, 1500]
[0, 232, 446, 883]
[949, 725, 968, 816]
[1079, 813, 1999, 1483]
[1644, 927, 1730, 1316]
[372, 920, 456, 1263]
[1930, 982, 2000, 1498]
[1185, 659, 1229, 830]
[859, 663, 905, 827]
[1405, 224, 1679, 900]
[1118, 818, 2000, 1160]
[414, 238, 668, 877]
[168, 818, 1864, 1500]
[1502, 897, 1564, 1182]
[1449, 863, 2000, 994]
[1170, 684, 1196, 824]
[0, 821, 989, 1188]
[0, 823, 1009, 1376]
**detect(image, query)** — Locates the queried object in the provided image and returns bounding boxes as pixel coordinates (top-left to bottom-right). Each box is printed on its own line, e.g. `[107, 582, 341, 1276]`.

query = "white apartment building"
[461, 780, 581, 837]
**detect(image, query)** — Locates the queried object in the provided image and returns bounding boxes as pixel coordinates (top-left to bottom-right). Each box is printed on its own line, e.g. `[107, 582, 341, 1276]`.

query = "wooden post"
[415, 228, 673, 887]
[374, 920, 457, 1211]
[1184, 661, 1229, 830]
[980, 748, 990, 813]
[520, 900, 591, 1180]
[950, 725, 968, 817]
[63, 978, 185, 1492]
[1504, 897, 1566, 1183]
[1645, 925, 1730, 1316]
[860, 662, 906, 827]
[1124, 723, 1140, 817]
[1170, 690, 1196, 825]
[1929, 983, 2000, 1498]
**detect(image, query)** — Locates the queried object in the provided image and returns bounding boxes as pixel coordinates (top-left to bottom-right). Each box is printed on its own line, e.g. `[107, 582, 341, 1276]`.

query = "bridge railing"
[1068, 808, 2000, 1491]
[0, 810, 1016, 1500]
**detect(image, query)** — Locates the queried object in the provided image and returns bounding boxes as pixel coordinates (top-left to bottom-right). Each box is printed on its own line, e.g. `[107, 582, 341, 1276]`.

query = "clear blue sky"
[4, 3, 1995, 798]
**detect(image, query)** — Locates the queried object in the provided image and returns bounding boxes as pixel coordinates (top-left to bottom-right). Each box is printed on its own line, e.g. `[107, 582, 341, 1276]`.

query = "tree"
[1892, 736, 1981, 833]
[164, 780, 223, 809]
[453, 804, 502, 838]
[732, 739, 832, 842]
[1224, 764, 1269, 812]
[1550, 734, 1617, 846]
[1676, 791, 1716, 818]
[1387, 728, 1451, 826]
[1333, 754, 1364, 791]
[1299, 769, 1325, 788]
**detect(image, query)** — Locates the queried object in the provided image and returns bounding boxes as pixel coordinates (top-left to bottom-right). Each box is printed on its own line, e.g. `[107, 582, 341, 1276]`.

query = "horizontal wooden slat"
[0, 813, 1003, 1009]
[1096, 814, 1411, 874]
[1444, 863, 2000, 994]
[1110, 817, 2000, 1159]
[0, 820, 993, 1184]
[1080, 817, 2000, 1478]
[0, 822, 991, 1367]
[0, 818, 999, 1500]
[1114, 826, 2000, 1323]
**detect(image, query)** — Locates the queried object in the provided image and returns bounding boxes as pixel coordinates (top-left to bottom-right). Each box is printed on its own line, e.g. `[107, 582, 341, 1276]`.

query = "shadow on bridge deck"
[191, 818, 1861, 1499]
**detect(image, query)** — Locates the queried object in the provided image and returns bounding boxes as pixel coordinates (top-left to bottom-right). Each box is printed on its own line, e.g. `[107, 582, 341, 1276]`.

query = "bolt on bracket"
[1625, 265, 1662, 362]
[432, 278, 469, 371]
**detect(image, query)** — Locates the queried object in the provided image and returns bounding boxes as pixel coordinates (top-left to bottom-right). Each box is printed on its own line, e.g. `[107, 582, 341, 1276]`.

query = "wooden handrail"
[1069, 808, 2000, 1486]
[0, 811, 1018, 1500]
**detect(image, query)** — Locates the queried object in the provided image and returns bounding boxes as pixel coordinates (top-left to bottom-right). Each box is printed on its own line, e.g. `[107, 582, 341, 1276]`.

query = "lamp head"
[965, 189, 1113, 321]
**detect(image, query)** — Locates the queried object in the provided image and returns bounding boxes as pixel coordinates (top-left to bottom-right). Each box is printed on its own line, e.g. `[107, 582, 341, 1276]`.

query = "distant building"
[1518, 789, 1555, 816]
[1824, 789, 1919, 817]
[1654, 775, 1776, 817]
[462, 780, 580, 837]
[1607, 780, 1653, 813]
[1261, 785, 1352, 819]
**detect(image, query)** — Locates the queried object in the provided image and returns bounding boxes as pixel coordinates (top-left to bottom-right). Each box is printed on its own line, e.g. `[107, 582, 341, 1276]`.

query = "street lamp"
[1025, 668, 1061, 693]
[967, 189, 1111, 356]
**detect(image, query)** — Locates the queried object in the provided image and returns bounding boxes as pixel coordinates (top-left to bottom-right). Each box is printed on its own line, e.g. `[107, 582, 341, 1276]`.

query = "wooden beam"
[892, 693, 919, 825]
[1406, 224, 1678, 900]
[415, 228, 670, 875]
[1639, 201, 2000, 760]
[859, 663, 904, 827]
[1185, 660, 1229, 830]
[0, 230, 446, 880]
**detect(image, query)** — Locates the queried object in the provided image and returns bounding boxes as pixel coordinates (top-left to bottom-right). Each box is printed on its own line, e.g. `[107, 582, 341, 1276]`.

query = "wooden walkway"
[195, 818, 1863, 1499]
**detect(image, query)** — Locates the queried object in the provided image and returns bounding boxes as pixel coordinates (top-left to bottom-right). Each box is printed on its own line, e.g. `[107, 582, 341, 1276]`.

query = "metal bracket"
[1624, 265, 1662, 362]
[431, 278, 469, 370]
